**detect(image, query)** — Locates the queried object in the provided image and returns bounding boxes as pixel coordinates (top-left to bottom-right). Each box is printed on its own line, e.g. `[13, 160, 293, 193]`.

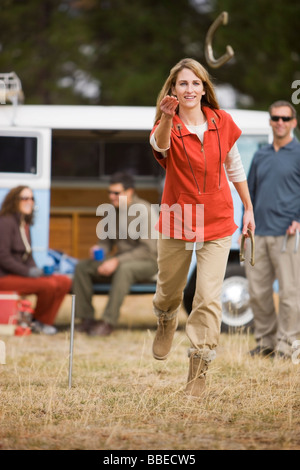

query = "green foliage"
[83, 0, 209, 105]
[0, 0, 89, 104]
[210, 0, 300, 109]
[0, 0, 299, 110]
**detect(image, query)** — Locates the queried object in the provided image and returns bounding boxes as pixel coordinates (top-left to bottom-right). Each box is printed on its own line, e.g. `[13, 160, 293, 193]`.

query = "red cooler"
[0, 292, 19, 324]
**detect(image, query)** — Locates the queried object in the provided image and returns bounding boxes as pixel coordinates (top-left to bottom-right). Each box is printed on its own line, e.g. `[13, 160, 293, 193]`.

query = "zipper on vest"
[177, 125, 201, 195]
[200, 143, 207, 192]
[211, 118, 222, 188]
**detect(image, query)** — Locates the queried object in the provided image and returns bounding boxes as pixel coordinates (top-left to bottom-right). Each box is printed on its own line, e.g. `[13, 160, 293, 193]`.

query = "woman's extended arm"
[154, 96, 179, 149]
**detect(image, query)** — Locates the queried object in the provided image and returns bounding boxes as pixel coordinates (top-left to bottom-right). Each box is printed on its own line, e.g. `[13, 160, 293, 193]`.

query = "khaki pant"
[153, 235, 232, 350]
[245, 235, 300, 355]
[73, 258, 157, 326]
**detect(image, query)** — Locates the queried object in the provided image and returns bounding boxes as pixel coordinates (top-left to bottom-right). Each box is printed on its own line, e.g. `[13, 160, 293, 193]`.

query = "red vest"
[151, 106, 242, 242]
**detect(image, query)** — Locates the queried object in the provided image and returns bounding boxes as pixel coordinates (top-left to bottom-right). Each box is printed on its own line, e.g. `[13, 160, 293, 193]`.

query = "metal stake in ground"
[0, 340, 6, 365]
[68, 295, 76, 389]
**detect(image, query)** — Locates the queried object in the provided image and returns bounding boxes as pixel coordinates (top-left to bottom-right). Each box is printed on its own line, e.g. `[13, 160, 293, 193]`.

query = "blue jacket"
[248, 138, 300, 236]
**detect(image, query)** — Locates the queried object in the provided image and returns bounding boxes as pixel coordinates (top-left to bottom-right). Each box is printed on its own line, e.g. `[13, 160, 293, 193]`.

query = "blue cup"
[93, 248, 104, 261]
[43, 265, 54, 276]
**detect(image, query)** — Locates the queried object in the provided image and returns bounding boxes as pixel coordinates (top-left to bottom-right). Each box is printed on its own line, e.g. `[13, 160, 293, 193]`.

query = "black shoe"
[88, 321, 114, 337]
[249, 346, 275, 358]
[75, 318, 99, 333]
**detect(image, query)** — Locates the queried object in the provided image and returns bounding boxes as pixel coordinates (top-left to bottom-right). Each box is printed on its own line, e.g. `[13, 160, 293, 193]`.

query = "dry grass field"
[0, 294, 299, 450]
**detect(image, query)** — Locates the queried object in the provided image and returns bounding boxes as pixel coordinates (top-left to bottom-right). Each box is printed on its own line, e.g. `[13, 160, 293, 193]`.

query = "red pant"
[0, 274, 72, 325]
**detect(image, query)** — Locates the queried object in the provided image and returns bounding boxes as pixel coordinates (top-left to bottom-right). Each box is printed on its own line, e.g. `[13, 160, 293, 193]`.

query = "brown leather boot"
[152, 314, 178, 360]
[88, 321, 114, 336]
[185, 349, 216, 398]
[75, 318, 99, 333]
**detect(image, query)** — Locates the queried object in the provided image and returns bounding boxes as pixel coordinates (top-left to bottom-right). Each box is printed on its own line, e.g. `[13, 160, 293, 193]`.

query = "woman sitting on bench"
[0, 185, 72, 335]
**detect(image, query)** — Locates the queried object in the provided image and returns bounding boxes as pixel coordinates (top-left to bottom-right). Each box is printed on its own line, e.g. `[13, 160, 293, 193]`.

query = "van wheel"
[221, 264, 254, 332]
[183, 264, 254, 332]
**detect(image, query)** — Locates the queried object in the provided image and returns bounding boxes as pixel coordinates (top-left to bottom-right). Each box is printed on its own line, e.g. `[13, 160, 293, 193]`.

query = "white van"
[0, 125, 51, 267]
[0, 104, 272, 330]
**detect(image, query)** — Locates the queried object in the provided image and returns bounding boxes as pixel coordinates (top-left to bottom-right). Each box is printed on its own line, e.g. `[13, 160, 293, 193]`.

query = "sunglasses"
[270, 116, 293, 122]
[19, 196, 35, 201]
[107, 190, 123, 196]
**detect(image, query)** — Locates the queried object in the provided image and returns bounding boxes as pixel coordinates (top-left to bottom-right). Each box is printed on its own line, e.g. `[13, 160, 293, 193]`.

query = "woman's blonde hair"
[154, 58, 219, 123]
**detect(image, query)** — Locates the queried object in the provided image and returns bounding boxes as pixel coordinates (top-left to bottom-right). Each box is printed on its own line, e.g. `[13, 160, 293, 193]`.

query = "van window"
[238, 135, 269, 176]
[51, 133, 269, 182]
[51, 136, 160, 181]
[0, 136, 37, 174]
[104, 142, 158, 176]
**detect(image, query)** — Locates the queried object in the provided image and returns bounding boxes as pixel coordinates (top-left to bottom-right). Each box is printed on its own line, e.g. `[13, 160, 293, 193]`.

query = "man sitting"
[72, 172, 158, 336]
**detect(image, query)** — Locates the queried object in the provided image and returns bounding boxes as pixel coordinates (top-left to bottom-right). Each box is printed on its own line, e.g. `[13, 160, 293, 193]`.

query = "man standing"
[246, 101, 300, 359]
[73, 172, 158, 336]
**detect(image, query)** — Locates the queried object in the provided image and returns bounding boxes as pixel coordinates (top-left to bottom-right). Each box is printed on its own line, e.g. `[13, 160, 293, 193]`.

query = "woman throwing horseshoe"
[150, 58, 255, 397]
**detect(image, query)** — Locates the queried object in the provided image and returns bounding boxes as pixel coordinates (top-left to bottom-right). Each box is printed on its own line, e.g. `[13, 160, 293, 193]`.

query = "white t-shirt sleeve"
[150, 132, 169, 157]
[225, 143, 246, 182]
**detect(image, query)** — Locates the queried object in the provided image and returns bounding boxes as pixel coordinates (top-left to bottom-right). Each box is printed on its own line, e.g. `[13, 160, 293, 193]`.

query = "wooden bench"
[93, 280, 157, 295]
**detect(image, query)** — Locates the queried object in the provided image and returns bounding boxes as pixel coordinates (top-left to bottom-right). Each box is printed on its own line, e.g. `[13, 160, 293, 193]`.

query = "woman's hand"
[154, 96, 179, 149]
[242, 209, 256, 237]
[28, 267, 44, 278]
[160, 95, 179, 118]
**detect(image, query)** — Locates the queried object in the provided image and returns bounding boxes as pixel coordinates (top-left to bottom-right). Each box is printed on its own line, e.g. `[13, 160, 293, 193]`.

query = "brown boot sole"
[152, 349, 170, 361]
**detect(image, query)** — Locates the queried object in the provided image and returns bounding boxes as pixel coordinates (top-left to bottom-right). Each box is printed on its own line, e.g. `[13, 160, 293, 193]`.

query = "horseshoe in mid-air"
[205, 11, 234, 68]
